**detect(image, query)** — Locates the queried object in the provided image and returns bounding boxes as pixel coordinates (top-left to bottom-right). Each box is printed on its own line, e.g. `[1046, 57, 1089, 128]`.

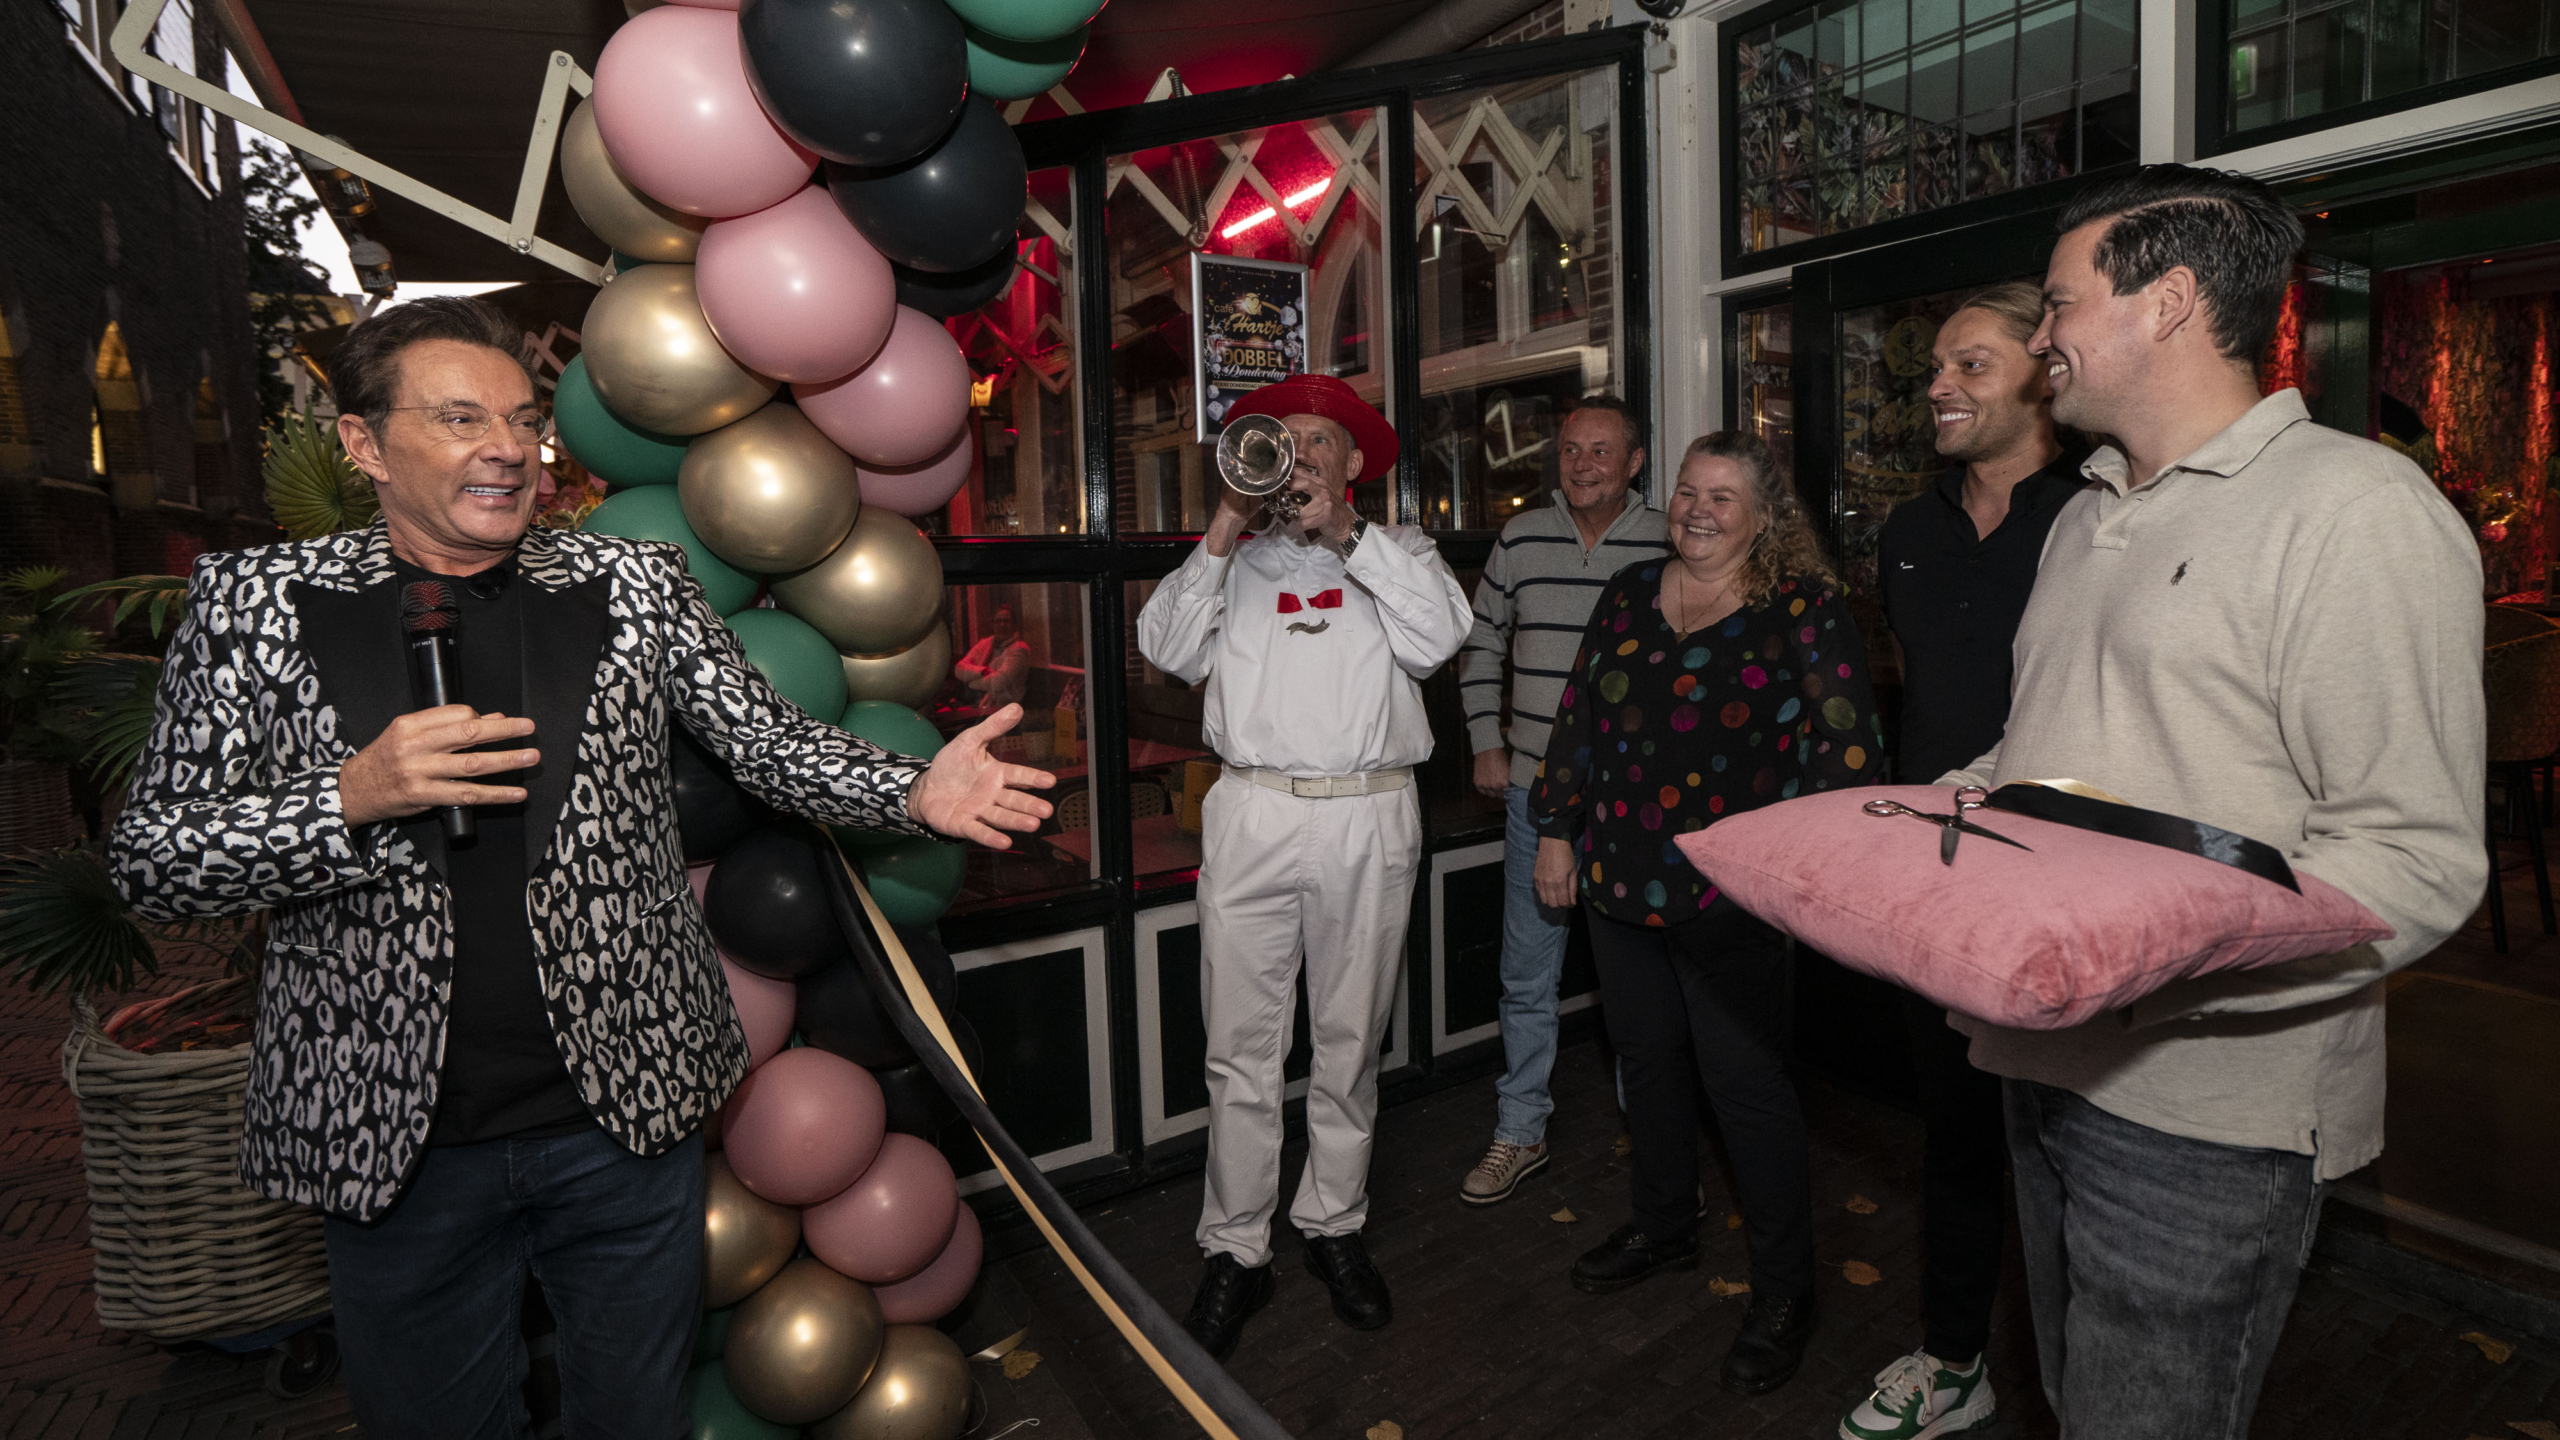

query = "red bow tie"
[1276, 589, 1343, 614]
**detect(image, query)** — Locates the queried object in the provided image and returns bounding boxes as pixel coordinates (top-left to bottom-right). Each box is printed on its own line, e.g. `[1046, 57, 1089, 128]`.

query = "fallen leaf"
[1613, 1134, 1634, 1157]
[1550, 1206, 1578, 1223]
[1845, 1194, 1879, 1215]
[2508, 1421, 2560, 1439]
[1726, 1212, 1744, 1230]
[1708, 1277, 1751, 1297]
[1002, 1350, 1043, 1380]
[1842, 1260, 1883, 1286]
[2461, 1331, 2514, 1364]
[1368, 1424, 1405, 1440]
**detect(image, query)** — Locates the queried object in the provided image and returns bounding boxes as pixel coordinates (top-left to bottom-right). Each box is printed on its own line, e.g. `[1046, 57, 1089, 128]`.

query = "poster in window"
[1191, 252, 1309, 441]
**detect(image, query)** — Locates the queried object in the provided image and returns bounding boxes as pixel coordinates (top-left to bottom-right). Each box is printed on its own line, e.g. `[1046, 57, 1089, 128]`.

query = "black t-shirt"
[392, 556, 592, 1147]
[1877, 457, 2084, 786]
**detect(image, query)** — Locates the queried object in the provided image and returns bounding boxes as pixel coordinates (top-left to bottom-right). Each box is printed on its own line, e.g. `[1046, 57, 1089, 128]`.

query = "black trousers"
[1588, 902, 1814, 1303]
[1900, 989, 2009, 1362]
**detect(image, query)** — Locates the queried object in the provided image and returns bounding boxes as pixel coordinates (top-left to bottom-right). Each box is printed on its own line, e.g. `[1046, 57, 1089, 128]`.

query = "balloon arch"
[551, 0, 1100, 1432]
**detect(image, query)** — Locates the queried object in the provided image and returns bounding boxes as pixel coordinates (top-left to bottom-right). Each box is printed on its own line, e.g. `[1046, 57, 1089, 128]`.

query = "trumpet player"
[1136, 373, 1472, 1363]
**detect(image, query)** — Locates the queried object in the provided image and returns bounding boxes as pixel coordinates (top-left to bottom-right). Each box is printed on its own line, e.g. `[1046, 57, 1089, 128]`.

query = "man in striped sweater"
[1454, 395, 1670, 1205]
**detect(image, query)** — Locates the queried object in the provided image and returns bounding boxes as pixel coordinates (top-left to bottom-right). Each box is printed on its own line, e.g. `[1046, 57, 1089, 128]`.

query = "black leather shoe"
[1301, 1231, 1392, 1330]
[1182, 1253, 1275, 1361]
[1718, 1292, 1817, 1395]
[1570, 1222, 1698, 1295]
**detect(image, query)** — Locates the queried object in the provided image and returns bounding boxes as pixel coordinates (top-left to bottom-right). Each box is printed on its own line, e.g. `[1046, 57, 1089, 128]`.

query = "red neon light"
[1219, 175, 1335, 240]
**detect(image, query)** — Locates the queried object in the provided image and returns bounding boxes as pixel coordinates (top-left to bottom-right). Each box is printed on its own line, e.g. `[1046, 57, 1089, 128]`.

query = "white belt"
[1224, 765, 1413, 799]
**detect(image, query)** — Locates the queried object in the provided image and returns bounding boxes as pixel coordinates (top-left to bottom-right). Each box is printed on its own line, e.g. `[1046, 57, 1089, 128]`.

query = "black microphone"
[399, 581, 475, 843]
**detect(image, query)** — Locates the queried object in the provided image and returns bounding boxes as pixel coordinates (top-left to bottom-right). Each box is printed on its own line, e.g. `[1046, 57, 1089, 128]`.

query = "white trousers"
[1194, 777, 1420, 1266]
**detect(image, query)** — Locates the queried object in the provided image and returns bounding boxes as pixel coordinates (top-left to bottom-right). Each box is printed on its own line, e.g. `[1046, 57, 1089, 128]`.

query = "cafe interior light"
[1221, 175, 1335, 240]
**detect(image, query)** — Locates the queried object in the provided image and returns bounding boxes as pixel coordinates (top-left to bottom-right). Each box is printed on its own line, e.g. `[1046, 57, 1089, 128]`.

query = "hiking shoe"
[1838, 1350, 1997, 1438]
[1460, 1140, 1550, 1206]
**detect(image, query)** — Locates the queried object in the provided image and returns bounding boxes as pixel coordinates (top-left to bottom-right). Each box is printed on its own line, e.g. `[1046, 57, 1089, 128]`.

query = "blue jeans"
[2006, 1081, 2324, 1439]
[1495, 785, 1573, 1146]
[323, 1128, 704, 1440]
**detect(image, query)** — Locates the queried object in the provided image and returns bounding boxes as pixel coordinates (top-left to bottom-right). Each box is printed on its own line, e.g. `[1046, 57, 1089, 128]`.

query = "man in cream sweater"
[1941, 166, 2484, 1438]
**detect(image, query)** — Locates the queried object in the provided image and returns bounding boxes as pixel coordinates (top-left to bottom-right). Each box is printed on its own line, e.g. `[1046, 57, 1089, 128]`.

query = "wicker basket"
[60, 995, 331, 1340]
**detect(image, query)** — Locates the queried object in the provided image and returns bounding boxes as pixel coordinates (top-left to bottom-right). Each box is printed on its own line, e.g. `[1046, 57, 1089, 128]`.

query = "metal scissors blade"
[1863, 787, 2033, 865]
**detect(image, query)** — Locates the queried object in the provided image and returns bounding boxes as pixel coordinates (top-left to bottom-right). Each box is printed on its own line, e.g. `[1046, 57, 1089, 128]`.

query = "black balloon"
[798, 923, 958, 1069]
[875, 1016, 982, 1138]
[704, 827, 850, 980]
[672, 730, 758, 863]
[827, 100, 1027, 274]
[740, 0, 970, 168]
[893, 251, 1019, 319]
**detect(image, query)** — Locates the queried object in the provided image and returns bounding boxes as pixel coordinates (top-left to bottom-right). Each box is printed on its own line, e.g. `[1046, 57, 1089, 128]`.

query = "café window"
[1729, 0, 2138, 261]
[922, 169, 1084, 537]
[2218, 0, 2558, 141]
[1105, 111, 1394, 533]
[1415, 67, 1627, 530]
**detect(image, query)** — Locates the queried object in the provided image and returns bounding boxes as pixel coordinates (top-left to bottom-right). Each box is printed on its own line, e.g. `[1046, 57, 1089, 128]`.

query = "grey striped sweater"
[1459, 490, 1671, 790]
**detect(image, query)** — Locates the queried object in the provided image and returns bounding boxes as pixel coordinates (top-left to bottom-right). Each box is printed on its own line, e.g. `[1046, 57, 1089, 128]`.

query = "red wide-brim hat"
[1224, 374, 1399, 484]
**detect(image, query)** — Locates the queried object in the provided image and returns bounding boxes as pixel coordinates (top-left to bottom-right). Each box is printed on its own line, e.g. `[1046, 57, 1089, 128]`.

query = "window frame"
[1718, 0, 2140, 277]
[2194, 0, 2560, 156]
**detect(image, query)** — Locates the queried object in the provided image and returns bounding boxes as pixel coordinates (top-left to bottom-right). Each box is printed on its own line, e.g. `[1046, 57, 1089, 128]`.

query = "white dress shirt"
[1137, 524, 1473, 775]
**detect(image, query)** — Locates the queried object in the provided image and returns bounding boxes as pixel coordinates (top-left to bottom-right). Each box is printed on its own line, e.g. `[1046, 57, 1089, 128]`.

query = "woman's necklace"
[1668, 564, 1737, 639]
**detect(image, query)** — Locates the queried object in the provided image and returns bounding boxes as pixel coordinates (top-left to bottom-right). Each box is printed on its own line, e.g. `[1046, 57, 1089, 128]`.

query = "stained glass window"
[1733, 0, 2139, 257]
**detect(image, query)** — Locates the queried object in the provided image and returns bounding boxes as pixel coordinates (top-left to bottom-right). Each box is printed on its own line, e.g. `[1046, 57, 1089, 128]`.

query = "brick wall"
[0, 3, 271, 588]
[1478, 0, 1569, 47]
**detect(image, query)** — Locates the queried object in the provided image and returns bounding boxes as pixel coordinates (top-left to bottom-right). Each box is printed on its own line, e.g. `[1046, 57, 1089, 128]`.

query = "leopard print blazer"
[108, 520, 931, 1221]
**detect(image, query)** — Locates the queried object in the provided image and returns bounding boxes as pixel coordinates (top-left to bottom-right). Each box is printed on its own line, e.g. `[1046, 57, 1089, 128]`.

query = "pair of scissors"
[1862, 786, 2034, 865]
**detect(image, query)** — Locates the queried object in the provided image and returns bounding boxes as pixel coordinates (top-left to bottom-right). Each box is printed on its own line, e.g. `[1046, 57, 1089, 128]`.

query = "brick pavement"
[6, 943, 2559, 1438]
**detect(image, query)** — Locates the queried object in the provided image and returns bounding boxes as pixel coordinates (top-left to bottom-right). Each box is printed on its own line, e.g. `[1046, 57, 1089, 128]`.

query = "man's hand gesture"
[908, 704, 1058, 848]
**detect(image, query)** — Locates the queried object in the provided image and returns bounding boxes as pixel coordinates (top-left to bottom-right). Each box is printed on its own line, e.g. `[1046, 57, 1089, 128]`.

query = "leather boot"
[1570, 1222, 1699, 1294]
[1719, 1292, 1818, 1395]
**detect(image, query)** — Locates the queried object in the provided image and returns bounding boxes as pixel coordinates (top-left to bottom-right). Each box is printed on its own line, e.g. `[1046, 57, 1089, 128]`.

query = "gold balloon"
[559, 100, 704, 263]
[808, 1326, 969, 1440]
[725, 1257, 886, 1426]
[703, 1153, 800, 1310]
[770, 509, 946, 657]
[841, 625, 953, 710]
[681, 406, 863, 574]
[582, 264, 777, 436]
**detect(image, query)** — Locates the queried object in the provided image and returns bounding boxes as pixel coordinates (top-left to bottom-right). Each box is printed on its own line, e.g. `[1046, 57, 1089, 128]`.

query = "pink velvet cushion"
[1672, 785, 2393, 1030]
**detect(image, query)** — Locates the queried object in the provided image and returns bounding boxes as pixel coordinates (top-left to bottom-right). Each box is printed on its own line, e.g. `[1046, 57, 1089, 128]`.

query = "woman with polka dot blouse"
[1530, 431, 1881, 1398]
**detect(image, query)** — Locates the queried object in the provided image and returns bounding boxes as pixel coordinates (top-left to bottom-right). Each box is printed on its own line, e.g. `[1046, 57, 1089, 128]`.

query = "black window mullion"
[1387, 94, 1426, 528]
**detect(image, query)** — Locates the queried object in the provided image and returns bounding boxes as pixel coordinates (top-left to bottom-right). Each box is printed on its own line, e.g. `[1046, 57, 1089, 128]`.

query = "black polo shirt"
[392, 555, 592, 1147]
[1878, 456, 2085, 785]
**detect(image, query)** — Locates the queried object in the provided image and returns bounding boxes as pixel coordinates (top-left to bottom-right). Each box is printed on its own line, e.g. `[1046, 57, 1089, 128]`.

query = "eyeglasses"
[385, 405, 553, 444]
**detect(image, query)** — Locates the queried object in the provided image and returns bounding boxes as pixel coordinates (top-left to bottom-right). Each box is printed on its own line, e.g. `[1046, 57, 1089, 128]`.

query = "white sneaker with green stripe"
[1837, 1350, 1996, 1439]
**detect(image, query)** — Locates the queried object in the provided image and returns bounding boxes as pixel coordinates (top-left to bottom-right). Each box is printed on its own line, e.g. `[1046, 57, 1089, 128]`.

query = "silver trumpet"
[1216, 413, 1306, 526]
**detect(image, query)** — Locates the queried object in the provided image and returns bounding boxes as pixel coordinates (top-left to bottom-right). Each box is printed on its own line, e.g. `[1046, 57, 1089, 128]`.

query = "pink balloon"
[720, 1048, 886, 1205]
[857, 427, 975, 518]
[793, 306, 974, 467]
[698, 188, 897, 384]
[720, 952, 795, 1069]
[873, 1205, 981, 1324]
[592, 8, 815, 219]
[802, 1133, 959, 1283]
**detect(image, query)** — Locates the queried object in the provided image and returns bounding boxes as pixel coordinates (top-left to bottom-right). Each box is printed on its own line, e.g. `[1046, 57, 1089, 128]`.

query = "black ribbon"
[1985, 784, 2301, 894]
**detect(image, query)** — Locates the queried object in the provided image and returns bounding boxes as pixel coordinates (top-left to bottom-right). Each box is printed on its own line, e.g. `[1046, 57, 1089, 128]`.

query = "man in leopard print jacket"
[107, 298, 1051, 1438]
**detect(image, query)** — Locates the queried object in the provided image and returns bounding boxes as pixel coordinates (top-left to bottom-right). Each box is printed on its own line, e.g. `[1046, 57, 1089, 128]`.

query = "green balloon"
[964, 22, 1087, 100]
[583, 486, 759, 615]
[727, 608, 850, 720]
[863, 834, 966, 925]
[611, 249, 648, 274]
[554, 354, 688, 487]
[837, 701, 947, 761]
[693, 1307, 735, 1367]
[944, 0, 1106, 43]
[686, 1360, 794, 1440]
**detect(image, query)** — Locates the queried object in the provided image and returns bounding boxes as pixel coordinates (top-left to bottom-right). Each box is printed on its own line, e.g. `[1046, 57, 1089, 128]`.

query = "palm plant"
[263, 405, 375, 540]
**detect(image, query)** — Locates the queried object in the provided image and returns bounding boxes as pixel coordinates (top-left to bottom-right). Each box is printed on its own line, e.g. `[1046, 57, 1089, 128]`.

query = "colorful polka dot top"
[1529, 563, 1883, 928]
